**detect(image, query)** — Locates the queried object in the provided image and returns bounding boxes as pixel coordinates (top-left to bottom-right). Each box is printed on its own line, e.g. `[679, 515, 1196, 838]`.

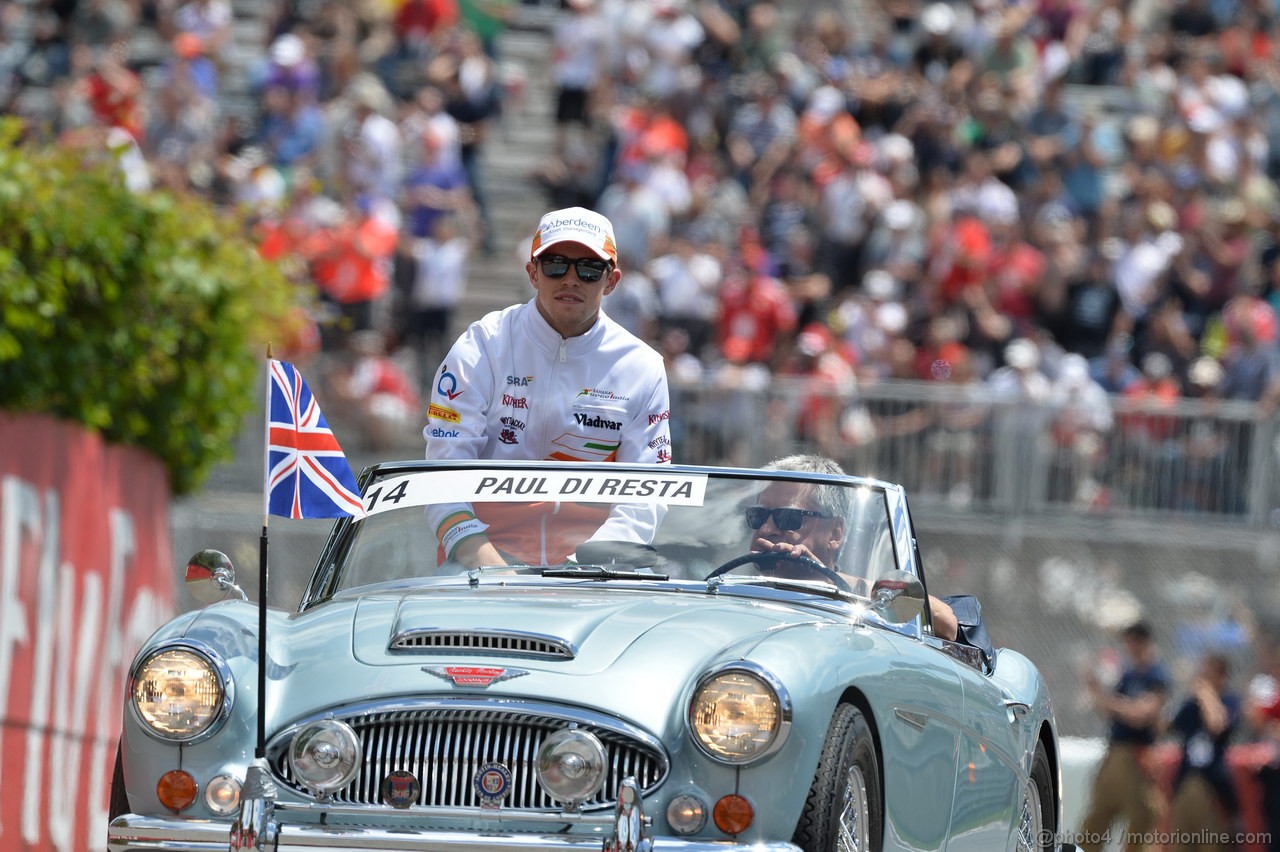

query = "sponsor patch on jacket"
[576, 388, 630, 403]
[648, 410, 671, 425]
[436, 367, 464, 400]
[505, 375, 534, 386]
[502, 394, 529, 409]
[428, 403, 461, 423]
[574, 412, 621, 430]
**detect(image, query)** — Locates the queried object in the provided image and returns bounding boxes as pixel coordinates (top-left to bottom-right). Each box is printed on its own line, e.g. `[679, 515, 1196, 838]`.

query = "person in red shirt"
[331, 330, 422, 451]
[394, 0, 459, 54]
[81, 45, 145, 142]
[716, 249, 797, 368]
[305, 201, 400, 334]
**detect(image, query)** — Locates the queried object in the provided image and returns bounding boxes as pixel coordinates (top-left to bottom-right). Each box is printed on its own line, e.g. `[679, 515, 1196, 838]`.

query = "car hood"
[349, 585, 825, 675]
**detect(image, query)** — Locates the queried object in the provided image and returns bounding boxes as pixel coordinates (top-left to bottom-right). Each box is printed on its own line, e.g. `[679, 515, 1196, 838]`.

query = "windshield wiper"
[707, 575, 855, 601]
[541, 565, 670, 581]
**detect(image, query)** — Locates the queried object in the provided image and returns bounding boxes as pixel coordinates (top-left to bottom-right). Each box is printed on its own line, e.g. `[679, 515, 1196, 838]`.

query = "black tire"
[109, 741, 129, 820]
[1014, 740, 1055, 851]
[794, 703, 882, 852]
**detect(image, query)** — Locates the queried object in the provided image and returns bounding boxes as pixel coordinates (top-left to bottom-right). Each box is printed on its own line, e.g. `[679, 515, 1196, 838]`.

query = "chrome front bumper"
[108, 775, 801, 852]
[106, 815, 802, 852]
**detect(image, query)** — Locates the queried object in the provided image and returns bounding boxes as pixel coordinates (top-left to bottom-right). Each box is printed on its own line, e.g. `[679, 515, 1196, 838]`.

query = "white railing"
[670, 378, 1278, 526]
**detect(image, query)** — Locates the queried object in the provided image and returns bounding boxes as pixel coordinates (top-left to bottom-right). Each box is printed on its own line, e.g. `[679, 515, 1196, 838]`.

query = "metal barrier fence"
[671, 378, 1280, 527]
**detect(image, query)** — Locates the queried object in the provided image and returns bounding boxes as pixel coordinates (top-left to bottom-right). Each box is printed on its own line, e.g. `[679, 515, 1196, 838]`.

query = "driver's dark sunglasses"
[744, 506, 828, 531]
[539, 255, 611, 283]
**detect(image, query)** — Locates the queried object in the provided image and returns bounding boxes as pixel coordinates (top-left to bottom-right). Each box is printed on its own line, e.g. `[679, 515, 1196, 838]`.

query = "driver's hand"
[751, 537, 822, 564]
[453, 536, 507, 569]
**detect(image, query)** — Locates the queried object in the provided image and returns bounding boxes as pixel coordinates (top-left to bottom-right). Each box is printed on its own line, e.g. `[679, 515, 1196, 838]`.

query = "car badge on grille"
[381, 770, 420, 809]
[474, 762, 513, 809]
[421, 665, 530, 687]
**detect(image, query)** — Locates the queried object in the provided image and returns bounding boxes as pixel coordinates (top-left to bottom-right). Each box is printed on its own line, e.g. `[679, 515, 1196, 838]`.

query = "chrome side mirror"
[870, 570, 926, 624]
[185, 549, 247, 603]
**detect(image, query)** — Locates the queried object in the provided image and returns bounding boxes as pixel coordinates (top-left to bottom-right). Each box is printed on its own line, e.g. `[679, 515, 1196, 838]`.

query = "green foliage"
[0, 120, 297, 495]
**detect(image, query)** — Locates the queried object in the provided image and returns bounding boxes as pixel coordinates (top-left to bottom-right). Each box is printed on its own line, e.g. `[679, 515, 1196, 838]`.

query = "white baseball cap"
[530, 207, 618, 263]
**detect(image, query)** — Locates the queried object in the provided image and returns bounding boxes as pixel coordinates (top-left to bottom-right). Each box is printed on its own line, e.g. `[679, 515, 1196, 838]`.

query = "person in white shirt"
[424, 207, 672, 567]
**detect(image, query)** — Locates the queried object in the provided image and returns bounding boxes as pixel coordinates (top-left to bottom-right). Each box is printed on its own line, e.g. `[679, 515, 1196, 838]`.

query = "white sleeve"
[423, 322, 496, 461]
[615, 356, 672, 464]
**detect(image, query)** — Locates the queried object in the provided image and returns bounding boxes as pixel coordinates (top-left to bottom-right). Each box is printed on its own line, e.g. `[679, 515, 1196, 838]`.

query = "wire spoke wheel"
[1017, 740, 1054, 851]
[1015, 770, 1044, 852]
[836, 763, 870, 852]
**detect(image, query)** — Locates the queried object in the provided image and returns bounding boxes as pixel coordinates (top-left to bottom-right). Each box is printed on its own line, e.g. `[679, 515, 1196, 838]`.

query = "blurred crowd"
[4, 0, 1280, 466]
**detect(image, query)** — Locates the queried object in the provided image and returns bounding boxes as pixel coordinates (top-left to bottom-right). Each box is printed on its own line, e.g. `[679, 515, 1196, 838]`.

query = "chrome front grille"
[269, 701, 666, 810]
[389, 629, 576, 659]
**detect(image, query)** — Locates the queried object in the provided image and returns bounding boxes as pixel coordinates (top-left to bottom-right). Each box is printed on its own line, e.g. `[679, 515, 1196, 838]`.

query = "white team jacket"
[422, 300, 673, 557]
[423, 298, 672, 464]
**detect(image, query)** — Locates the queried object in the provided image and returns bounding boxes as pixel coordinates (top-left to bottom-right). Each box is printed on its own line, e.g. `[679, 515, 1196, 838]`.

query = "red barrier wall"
[0, 413, 175, 852]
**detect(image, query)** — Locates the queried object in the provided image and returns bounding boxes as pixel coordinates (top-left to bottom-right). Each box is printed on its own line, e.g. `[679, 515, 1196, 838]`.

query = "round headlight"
[131, 647, 229, 742]
[688, 668, 788, 764]
[536, 728, 606, 806]
[289, 720, 360, 795]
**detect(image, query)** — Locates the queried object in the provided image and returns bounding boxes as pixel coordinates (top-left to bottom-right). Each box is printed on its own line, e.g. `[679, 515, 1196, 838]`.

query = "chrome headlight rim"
[127, 640, 234, 744]
[687, 661, 791, 765]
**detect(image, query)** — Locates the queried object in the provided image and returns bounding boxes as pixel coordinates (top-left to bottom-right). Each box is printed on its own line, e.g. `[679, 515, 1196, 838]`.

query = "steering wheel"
[706, 551, 855, 594]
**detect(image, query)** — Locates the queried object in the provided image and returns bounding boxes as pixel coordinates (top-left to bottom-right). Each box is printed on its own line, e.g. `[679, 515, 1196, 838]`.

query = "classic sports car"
[107, 460, 1065, 852]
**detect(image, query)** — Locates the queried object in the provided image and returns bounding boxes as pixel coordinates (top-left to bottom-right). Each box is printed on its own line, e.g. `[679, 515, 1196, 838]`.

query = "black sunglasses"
[539, 255, 611, 283]
[744, 506, 829, 531]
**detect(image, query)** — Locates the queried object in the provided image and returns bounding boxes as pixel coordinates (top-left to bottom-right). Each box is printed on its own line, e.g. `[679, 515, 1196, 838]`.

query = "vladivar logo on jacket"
[575, 412, 621, 430]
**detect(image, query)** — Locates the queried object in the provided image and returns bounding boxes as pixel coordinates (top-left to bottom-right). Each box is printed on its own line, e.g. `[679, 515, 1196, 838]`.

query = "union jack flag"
[265, 359, 365, 519]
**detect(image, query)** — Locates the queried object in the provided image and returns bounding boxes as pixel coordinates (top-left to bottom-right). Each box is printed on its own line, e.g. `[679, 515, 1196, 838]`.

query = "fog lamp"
[666, 793, 707, 834]
[536, 728, 606, 806]
[289, 719, 360, 795]
[156, 769, 198, 812]
[712, 794, 754, 835]
[205, 774, 241, 815]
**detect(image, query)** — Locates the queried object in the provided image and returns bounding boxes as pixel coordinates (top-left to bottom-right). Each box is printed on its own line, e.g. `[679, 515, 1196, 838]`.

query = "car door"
[934, 641, 1024, 852]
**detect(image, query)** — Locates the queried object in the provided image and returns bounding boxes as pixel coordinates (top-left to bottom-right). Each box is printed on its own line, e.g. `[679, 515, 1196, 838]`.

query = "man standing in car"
[423, 206, 671, 567]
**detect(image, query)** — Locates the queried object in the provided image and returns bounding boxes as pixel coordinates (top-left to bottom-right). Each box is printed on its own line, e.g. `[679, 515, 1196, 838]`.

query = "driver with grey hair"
[750, 455, 959, 641]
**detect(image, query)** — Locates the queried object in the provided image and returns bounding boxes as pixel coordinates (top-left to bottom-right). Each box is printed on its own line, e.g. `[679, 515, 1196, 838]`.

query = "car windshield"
[314, 462, 909, 599]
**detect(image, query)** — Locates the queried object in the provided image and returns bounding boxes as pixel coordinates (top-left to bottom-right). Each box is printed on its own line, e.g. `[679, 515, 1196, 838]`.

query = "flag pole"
[258, 342, 273, 760]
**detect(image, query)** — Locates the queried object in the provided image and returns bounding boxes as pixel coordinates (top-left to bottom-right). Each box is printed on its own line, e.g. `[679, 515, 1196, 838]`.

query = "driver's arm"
[930, 596, 958, 641]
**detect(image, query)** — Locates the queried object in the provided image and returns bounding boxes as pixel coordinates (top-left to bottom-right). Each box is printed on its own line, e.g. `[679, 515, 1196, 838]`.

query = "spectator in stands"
[1048, 353, 1113, 506]
[329, 329, 422, 452]
[1078, 620, 1171, 852]
[550, 0, 605, 159]
[648, 228, 721, 359]
[404, 210, 472, 393]
[716, 248, 797, 369]
[401, 125, 473, 240]
[1167, 652, 1243, 852]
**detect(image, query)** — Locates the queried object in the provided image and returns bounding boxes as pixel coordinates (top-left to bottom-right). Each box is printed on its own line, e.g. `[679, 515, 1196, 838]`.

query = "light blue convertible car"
[107, 460, 1066, 852]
